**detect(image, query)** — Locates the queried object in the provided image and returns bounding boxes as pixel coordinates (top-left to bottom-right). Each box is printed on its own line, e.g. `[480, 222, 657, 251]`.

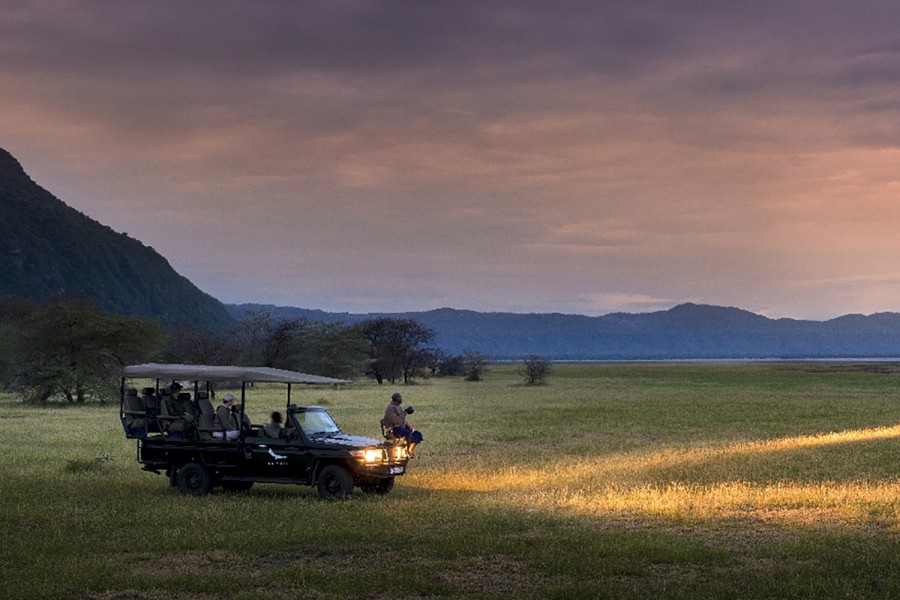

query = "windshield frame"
[287, 406, 341, 439]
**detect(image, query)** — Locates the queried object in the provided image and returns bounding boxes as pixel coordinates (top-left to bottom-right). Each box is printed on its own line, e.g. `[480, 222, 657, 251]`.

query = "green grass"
[2, 363, 900, 599]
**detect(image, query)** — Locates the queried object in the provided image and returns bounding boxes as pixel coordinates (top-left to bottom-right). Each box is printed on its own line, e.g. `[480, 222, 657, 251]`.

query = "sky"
[2, 1, 900, 320]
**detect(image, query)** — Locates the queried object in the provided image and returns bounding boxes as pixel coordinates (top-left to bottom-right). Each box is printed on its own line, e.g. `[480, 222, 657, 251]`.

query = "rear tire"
[316, 464, 354, 500]
[175, 462, 212, 496]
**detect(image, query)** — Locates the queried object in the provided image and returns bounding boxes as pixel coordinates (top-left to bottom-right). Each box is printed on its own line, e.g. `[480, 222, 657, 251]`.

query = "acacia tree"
[225, 312, 365, 378]
[357, 318, 435, 384]
[229, 311, 304, 368]
[17, 301, 166, 403]
[286, 321, 367, 379]
[165, 323, 235, 366]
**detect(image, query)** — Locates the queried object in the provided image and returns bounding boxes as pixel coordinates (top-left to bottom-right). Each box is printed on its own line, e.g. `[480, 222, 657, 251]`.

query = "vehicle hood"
[314, 433, 384, 448]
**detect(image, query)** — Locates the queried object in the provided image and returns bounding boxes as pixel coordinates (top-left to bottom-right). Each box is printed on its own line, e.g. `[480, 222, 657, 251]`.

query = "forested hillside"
[0, 148, 232, 330]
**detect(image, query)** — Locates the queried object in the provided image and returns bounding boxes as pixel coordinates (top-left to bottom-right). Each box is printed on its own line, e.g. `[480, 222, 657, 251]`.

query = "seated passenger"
[233, 403, 252, 433]
[263, 411, 284, 439]
[166, 390, 196, 440]
[213, 394, 240, 441]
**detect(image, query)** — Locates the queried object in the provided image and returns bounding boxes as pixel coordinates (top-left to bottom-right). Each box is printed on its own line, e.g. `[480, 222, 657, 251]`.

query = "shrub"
[520, 354, 552, 385]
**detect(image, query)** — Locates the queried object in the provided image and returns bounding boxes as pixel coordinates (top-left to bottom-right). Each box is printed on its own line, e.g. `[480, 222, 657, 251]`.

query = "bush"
[463, 349, 488, 381]
[520, 354, 552, 385]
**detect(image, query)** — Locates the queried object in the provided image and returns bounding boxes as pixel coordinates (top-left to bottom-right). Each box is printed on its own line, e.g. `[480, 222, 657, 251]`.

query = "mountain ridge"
[228, 302, 900, 359]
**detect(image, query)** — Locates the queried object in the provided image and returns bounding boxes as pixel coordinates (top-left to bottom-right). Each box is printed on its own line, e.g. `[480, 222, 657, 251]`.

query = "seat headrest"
[125, 388, 138, 396]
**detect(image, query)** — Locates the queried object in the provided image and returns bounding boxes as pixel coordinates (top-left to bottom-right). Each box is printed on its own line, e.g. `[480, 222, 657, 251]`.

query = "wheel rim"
[187, 473, 202, 490]
[320, 467, 351, 499]
[324, 474, 341, 494]
[179, 464, 209, 494]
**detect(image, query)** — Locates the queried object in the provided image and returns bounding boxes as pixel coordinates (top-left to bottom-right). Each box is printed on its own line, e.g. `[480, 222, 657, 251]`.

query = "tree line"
[0, 296, 552, 404]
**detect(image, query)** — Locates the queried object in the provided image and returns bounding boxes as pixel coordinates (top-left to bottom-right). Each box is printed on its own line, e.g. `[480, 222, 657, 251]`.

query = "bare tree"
[462, 349, 489, 381]
[520, 354, 552, 385]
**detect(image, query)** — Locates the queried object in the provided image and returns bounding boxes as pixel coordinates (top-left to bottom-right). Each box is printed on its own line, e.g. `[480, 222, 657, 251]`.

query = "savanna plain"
[2, 363, 900, 599]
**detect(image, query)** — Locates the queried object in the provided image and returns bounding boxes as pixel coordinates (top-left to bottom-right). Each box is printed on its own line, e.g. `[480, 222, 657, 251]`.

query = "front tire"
[316, 464, 354, 500]
[175, 462, 212, 496]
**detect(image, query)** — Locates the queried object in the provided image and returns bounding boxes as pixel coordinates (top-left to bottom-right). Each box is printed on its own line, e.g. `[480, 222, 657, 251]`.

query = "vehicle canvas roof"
[123, 363, 352, 385]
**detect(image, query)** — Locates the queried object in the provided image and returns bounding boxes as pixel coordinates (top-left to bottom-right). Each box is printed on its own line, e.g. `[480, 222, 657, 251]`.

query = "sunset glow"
[2, 2, 900, 317]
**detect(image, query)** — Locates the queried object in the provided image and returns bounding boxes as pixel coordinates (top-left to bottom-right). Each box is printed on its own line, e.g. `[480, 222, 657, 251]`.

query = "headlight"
[351, 448, 385, 464]
[393, 446, 409, 461]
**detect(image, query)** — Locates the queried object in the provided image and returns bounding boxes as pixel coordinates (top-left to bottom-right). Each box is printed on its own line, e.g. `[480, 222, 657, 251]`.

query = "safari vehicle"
[119, 363, 410, 499]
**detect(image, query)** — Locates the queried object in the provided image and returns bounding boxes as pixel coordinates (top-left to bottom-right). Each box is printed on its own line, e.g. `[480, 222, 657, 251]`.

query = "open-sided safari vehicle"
[119, 363, 409, 499]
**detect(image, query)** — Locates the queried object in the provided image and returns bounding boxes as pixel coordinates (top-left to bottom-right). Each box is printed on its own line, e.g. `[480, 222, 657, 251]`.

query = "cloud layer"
[3, 1, 900, 318]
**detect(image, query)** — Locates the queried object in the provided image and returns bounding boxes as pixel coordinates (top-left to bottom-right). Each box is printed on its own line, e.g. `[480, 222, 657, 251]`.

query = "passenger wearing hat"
[213, 393, 240, 440]
[383, 392, 423, 457]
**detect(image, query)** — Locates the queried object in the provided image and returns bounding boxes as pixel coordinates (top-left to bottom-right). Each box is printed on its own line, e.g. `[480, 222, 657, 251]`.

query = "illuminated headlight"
[351, 448, 385, 464]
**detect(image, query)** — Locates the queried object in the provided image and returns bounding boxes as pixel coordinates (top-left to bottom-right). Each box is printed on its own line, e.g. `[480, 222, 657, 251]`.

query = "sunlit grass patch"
[552, 480, 900, 528]
[420, 424, 900, 531]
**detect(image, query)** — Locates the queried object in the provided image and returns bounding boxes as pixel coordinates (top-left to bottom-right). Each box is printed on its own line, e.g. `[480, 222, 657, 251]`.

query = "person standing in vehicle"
[213, 394, 240, 440]
[383, 392, 423, 456]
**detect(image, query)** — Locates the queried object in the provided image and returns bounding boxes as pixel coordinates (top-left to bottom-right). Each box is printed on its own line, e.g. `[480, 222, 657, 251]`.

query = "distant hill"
[229, 302, 900, 359]
[0, 148, 232, 330]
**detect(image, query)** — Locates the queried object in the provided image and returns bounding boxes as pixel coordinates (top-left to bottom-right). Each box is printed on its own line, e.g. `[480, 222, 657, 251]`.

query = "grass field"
[2, 362, 900, 599]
